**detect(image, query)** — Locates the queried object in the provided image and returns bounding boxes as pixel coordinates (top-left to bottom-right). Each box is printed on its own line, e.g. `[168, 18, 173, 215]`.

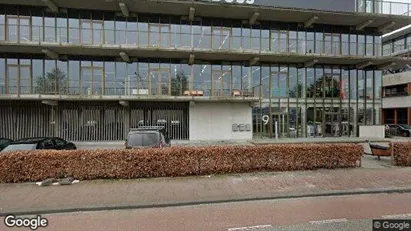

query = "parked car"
[125, 126, 171, 149]
[0, 138, 13, 151]
[1, 137, 77, 152]
[385, 124, 411, 137]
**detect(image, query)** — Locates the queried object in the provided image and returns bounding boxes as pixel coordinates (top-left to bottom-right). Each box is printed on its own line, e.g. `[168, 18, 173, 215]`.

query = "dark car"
[0, 138, 13, 151]
[385, 124, 411, 137]
[1, 137, 77, 152]
[125, 126, 171, 149]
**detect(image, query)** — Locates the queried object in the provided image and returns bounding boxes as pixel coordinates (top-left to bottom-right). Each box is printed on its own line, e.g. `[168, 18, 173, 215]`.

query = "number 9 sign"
[262, 115, 269, 125]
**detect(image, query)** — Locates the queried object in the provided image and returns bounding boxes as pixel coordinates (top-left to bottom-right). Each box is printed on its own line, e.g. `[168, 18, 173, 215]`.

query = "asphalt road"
[2, 193, 411, 231]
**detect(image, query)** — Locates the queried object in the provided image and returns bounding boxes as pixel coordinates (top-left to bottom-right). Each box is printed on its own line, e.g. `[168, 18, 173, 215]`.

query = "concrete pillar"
[124, 106, 130, 138]
[54, 105, 61, 138]
[300, 106, 307, 137]
[353, 106, 358, 137]
[394, 109, 398, 124]
[248, 67, 252, 92]
[408, 108, 411, 125]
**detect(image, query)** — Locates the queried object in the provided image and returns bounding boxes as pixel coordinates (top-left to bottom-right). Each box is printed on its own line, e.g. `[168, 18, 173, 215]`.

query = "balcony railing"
[0, 80, 261, 99]
[0, 25, 385, 57]
[357, 0, 411, 16]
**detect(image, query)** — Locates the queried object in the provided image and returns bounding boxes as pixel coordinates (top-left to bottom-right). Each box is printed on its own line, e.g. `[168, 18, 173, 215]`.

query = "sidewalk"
[1, 164, 411, 216]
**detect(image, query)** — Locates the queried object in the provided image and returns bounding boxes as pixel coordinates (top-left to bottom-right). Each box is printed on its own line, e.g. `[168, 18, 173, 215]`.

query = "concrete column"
[124, 106, 130, 138]
[248, 66, 252, 92]
[300, 106, 307, 137]
[353, 106, 358, 137]
[394, 109, 398, 124]
[408, 108, 411, 125]
[54, 105, 61, 138]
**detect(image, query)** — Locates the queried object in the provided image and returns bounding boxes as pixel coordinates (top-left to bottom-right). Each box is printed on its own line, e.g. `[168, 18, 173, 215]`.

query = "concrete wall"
[383, 96, 411, 108]
[189, 102, 252, 141]
[359, 125, 385, 138]
[383, 72, 411, 87]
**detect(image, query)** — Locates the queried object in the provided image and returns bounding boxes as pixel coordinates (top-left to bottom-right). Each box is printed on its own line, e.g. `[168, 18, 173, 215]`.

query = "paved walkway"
[1, 163, 411, 216]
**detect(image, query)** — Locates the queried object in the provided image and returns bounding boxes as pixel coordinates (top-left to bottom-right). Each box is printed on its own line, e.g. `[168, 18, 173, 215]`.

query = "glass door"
[81, 67, 92, 95]
[19, 17, 31, 42]
[149, 70, 159, 95]
[160, 69, 170, 96]
[80, 20, 92, 44]
[93, 21, 103, 45]
[93, 67, 103, 95]
[7, 65, 18, 94]
[6, 16, 18, 41]
[149, 24, 160, 46]
[19, 65, 31, 94]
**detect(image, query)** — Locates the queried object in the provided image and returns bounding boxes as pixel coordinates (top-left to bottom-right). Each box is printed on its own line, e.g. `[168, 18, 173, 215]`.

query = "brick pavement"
[1, 167, 411, 215]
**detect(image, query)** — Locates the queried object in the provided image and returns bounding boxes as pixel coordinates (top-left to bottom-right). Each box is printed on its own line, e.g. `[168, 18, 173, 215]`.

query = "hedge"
[392, 142, 411, 166]
[0, 143, 363, 183]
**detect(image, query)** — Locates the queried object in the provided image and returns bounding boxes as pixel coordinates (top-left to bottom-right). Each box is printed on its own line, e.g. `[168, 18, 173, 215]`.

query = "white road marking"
[382, 214, 411, 219]
[228, 225, 273, 231]
[309, 218, 348, 224]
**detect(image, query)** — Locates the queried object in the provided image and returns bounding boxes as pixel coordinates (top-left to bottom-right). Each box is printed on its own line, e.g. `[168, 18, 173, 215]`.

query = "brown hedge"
[0, 143, 363, 183]
[392, 142, 411, 166]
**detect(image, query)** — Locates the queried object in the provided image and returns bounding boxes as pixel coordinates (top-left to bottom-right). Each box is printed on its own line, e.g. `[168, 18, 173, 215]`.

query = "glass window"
[298, 31, 306, 54]
[306, 32, 314, 54]
[7, 59, 18, 94]
[366, 70, 373, 99]
[69, 18, 80, 44]
[104, 20, 115, 44]
[57, 18, 67, 43]
[350, 70, 357, 100]
[116, 20, 127, 45]
[126, 19, 138, 44]
[6, 16, 18, 41]
[306, 68, 314, 98]
[289, 31, 297, 53]
[375, 70, 382, 99]
[341, 69, 349, 100]
[32, 16, 43, 42]
[358, 35, 365, 56]
[44, 60, 56, 93]
[242, 27, 251, 50]
[57, 61, 68, 94]
[342, 34, 349, 55]
[366, 35, 373, 56]
[394, 38, 405, 53]
[383, 43, 392, 56]
[315, 67, 324, 98]
[116, 62, 127, 95]
[358, 70, 365, 99]
[261, 66, 269, 98]
[232, 66, 242, 92]
[289, 66, 297, 98]
[251, 27, 260, 51]
[0, 58, 5, 94]
[138, 22, 149, 46]
[44, 17, 56, 42]
[315, 32, 323, 54]
[33, 59, 43, 94]
[297, 68, 305, 99]
[180, 24, 191, 48]
[261, 29, 270, 51]
[193, 64, 211, 96]
[104, 62, 115, 95]
[0, 15, 5, 41]
[68, 61, 80, 94]
[279, 66, 288, 97]
[349, 35, 357, 56]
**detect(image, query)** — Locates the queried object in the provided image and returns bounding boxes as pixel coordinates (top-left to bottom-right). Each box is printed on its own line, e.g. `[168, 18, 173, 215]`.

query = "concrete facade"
[189, 102, 253, 141]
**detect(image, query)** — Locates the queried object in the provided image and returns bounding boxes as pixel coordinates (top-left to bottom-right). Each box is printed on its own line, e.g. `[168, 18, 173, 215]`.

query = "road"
[2, 193, 411, 231]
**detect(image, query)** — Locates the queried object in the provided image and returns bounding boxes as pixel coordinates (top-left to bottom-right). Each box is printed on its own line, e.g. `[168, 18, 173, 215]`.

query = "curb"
[2, 187, 411, 217]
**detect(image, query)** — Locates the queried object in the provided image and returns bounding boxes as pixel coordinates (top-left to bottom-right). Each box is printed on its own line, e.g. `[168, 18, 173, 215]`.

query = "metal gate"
[0, 101, 54, 140]
[0, 100, 189, 141]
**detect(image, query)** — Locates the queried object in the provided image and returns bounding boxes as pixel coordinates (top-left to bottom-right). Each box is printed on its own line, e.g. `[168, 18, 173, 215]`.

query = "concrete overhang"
[1, 41, 410, 68]
[0, 95, 261, 103]
[3, 0, 411, 33]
